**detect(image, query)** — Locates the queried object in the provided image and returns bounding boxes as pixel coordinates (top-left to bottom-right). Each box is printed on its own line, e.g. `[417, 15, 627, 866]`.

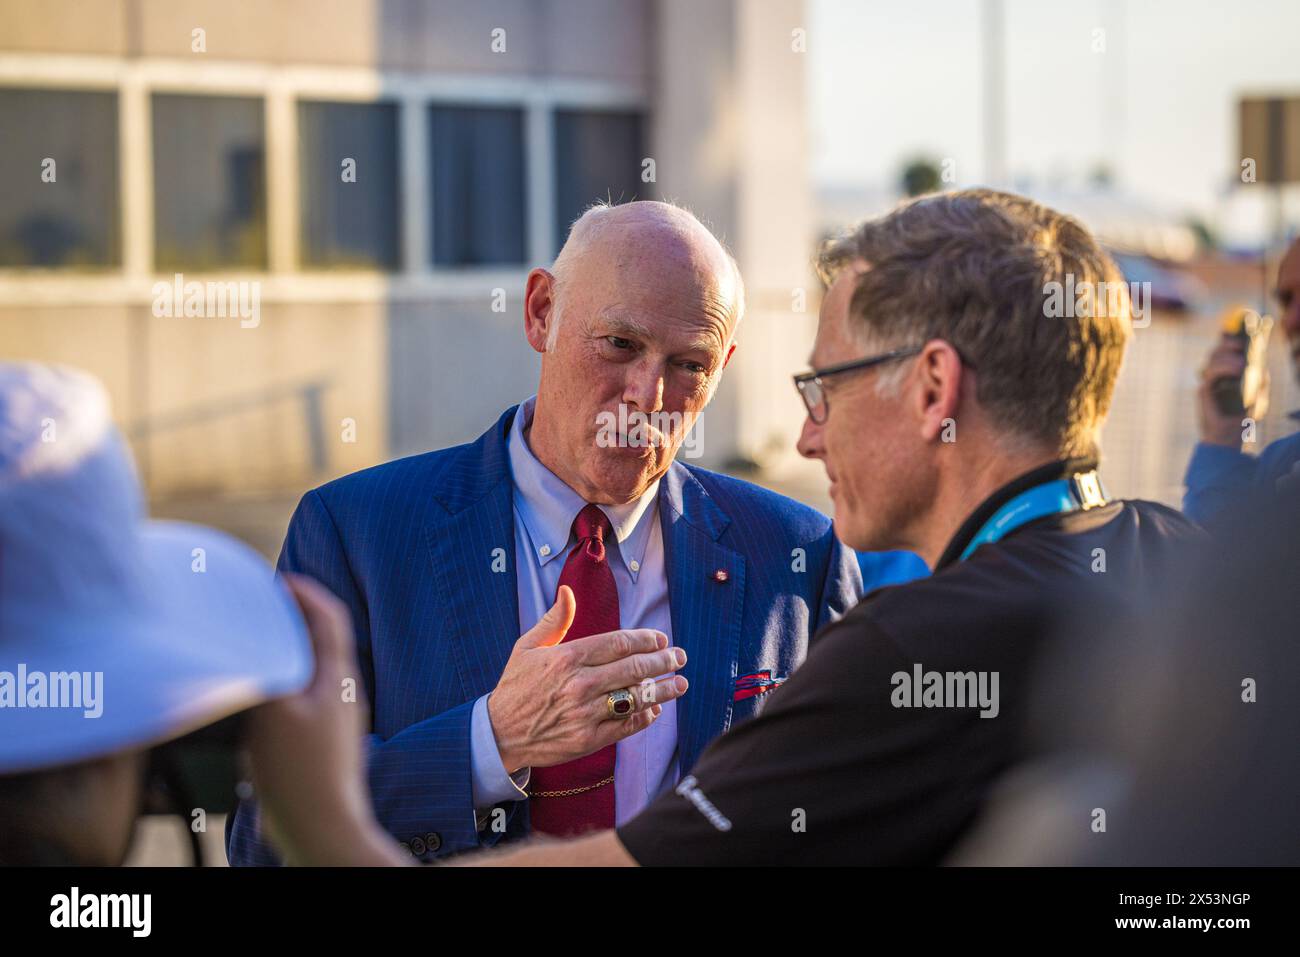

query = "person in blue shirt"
[1184, 237, 1300, 525]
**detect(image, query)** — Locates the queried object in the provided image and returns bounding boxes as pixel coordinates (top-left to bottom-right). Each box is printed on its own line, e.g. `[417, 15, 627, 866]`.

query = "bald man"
[227, 201, 862, 865]
[1184, 236, 1300, 525]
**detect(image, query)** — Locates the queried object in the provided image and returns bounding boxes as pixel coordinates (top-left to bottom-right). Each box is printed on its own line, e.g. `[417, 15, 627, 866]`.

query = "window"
[298, 100, 401, 270]
[0, 88, 119, 268]
[553, 110, 646, 252]
[429, 105, 526, 266]
[152, 94, 266, 270]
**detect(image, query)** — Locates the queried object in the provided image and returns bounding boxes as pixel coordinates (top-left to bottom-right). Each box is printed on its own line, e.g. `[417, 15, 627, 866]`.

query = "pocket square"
[733, 670, 787, 701]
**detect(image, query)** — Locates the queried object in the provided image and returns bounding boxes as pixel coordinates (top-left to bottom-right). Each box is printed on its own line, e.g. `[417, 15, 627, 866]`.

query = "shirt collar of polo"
[506, 395, 659, 582]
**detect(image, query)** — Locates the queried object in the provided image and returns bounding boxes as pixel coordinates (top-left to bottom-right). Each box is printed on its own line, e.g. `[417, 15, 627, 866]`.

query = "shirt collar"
[933, 456, 1102, 572]
[506, 396, 659, 581]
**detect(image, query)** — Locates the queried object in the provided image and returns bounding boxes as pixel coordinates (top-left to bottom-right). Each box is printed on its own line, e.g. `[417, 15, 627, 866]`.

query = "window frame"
[0, 53, 647, 304]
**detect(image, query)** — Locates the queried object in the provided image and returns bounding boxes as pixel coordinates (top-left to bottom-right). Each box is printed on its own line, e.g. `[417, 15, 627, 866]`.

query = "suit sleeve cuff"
[470, 694, 530, 811]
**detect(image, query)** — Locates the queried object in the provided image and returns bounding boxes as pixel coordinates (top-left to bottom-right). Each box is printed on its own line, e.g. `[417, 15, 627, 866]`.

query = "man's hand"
[1198, 335, 1269, 449]
[488, 585, 688, 773]
[245, 574, 408, 866]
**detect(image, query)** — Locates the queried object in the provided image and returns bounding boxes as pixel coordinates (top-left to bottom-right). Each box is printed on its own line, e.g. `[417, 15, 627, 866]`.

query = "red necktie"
[529, 504, 620, 836]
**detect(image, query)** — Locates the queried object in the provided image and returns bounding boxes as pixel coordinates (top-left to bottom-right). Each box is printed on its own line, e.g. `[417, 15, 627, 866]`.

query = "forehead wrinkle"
[691, 314, 730, 355]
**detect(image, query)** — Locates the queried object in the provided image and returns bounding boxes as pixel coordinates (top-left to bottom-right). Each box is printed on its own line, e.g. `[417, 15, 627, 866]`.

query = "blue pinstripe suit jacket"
[227, 405, 862, 864]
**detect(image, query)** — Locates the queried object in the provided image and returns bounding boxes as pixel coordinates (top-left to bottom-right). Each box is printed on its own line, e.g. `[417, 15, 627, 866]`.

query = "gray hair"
[545, 200, 746, 352]
[817, 189, 1132, 459]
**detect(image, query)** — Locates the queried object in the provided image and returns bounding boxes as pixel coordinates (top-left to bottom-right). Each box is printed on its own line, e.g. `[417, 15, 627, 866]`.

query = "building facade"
[0, 0, 815, 498]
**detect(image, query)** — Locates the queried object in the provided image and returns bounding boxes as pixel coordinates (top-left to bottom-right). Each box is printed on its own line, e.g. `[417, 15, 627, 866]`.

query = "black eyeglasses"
[792, 346, 923, 425]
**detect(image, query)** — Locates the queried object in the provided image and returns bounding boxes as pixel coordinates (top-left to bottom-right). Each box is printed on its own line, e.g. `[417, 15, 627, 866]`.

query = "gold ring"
[606, 688, 636, 719]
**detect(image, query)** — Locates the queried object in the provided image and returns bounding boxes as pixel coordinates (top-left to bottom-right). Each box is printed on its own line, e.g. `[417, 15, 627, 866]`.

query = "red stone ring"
[606, 688, 636, 719]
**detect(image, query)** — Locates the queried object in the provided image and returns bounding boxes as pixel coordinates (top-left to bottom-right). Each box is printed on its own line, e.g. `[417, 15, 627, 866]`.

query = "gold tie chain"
[529, 774, 616, 798]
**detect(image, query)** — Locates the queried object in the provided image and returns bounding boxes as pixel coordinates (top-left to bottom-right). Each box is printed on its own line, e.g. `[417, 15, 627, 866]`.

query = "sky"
[809, 0, 1300, 244]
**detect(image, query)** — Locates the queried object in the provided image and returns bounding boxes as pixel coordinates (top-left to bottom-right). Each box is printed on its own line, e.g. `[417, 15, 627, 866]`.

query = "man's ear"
[720, 340, 737, 371]
[523, 268, 557, 354]
[914, 339, 964, 442]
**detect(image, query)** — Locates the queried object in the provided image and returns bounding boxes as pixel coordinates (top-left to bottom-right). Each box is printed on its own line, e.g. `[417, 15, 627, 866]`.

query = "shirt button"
[629, 560, 640, 573]
[409, 836, 427, 855]
[539, 544, 551, 557]
[425, 832, 442, 853]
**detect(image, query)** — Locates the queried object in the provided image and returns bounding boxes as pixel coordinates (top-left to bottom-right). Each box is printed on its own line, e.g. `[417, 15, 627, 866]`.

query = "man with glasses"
[234, 190, 1206, 867]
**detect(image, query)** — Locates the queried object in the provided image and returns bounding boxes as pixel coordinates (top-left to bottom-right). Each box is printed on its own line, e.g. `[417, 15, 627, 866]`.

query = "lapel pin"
[712, 569, 729, 583]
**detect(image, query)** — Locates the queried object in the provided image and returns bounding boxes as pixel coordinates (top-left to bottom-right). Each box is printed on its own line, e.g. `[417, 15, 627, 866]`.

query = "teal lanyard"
[957, 470, 1109, 563]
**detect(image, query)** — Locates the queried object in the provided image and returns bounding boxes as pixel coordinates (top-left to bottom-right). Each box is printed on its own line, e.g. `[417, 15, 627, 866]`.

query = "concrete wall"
[387, 296, 541, 457]
[1, 302, 387, 493]
[653, 0, 814, 471]
[0, 0, 651, 90]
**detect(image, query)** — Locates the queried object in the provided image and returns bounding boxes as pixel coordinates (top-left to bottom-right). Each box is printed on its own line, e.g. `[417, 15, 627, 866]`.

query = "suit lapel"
[660, 463, 745, 775]
[424, 408, 522, 702]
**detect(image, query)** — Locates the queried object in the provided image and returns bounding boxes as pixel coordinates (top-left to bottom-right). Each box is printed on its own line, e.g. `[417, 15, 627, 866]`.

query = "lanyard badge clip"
[1071, 470, 1108, 510]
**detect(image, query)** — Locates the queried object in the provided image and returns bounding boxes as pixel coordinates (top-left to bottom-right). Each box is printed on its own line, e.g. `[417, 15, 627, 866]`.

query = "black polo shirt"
[616, 459, 1204, 865]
